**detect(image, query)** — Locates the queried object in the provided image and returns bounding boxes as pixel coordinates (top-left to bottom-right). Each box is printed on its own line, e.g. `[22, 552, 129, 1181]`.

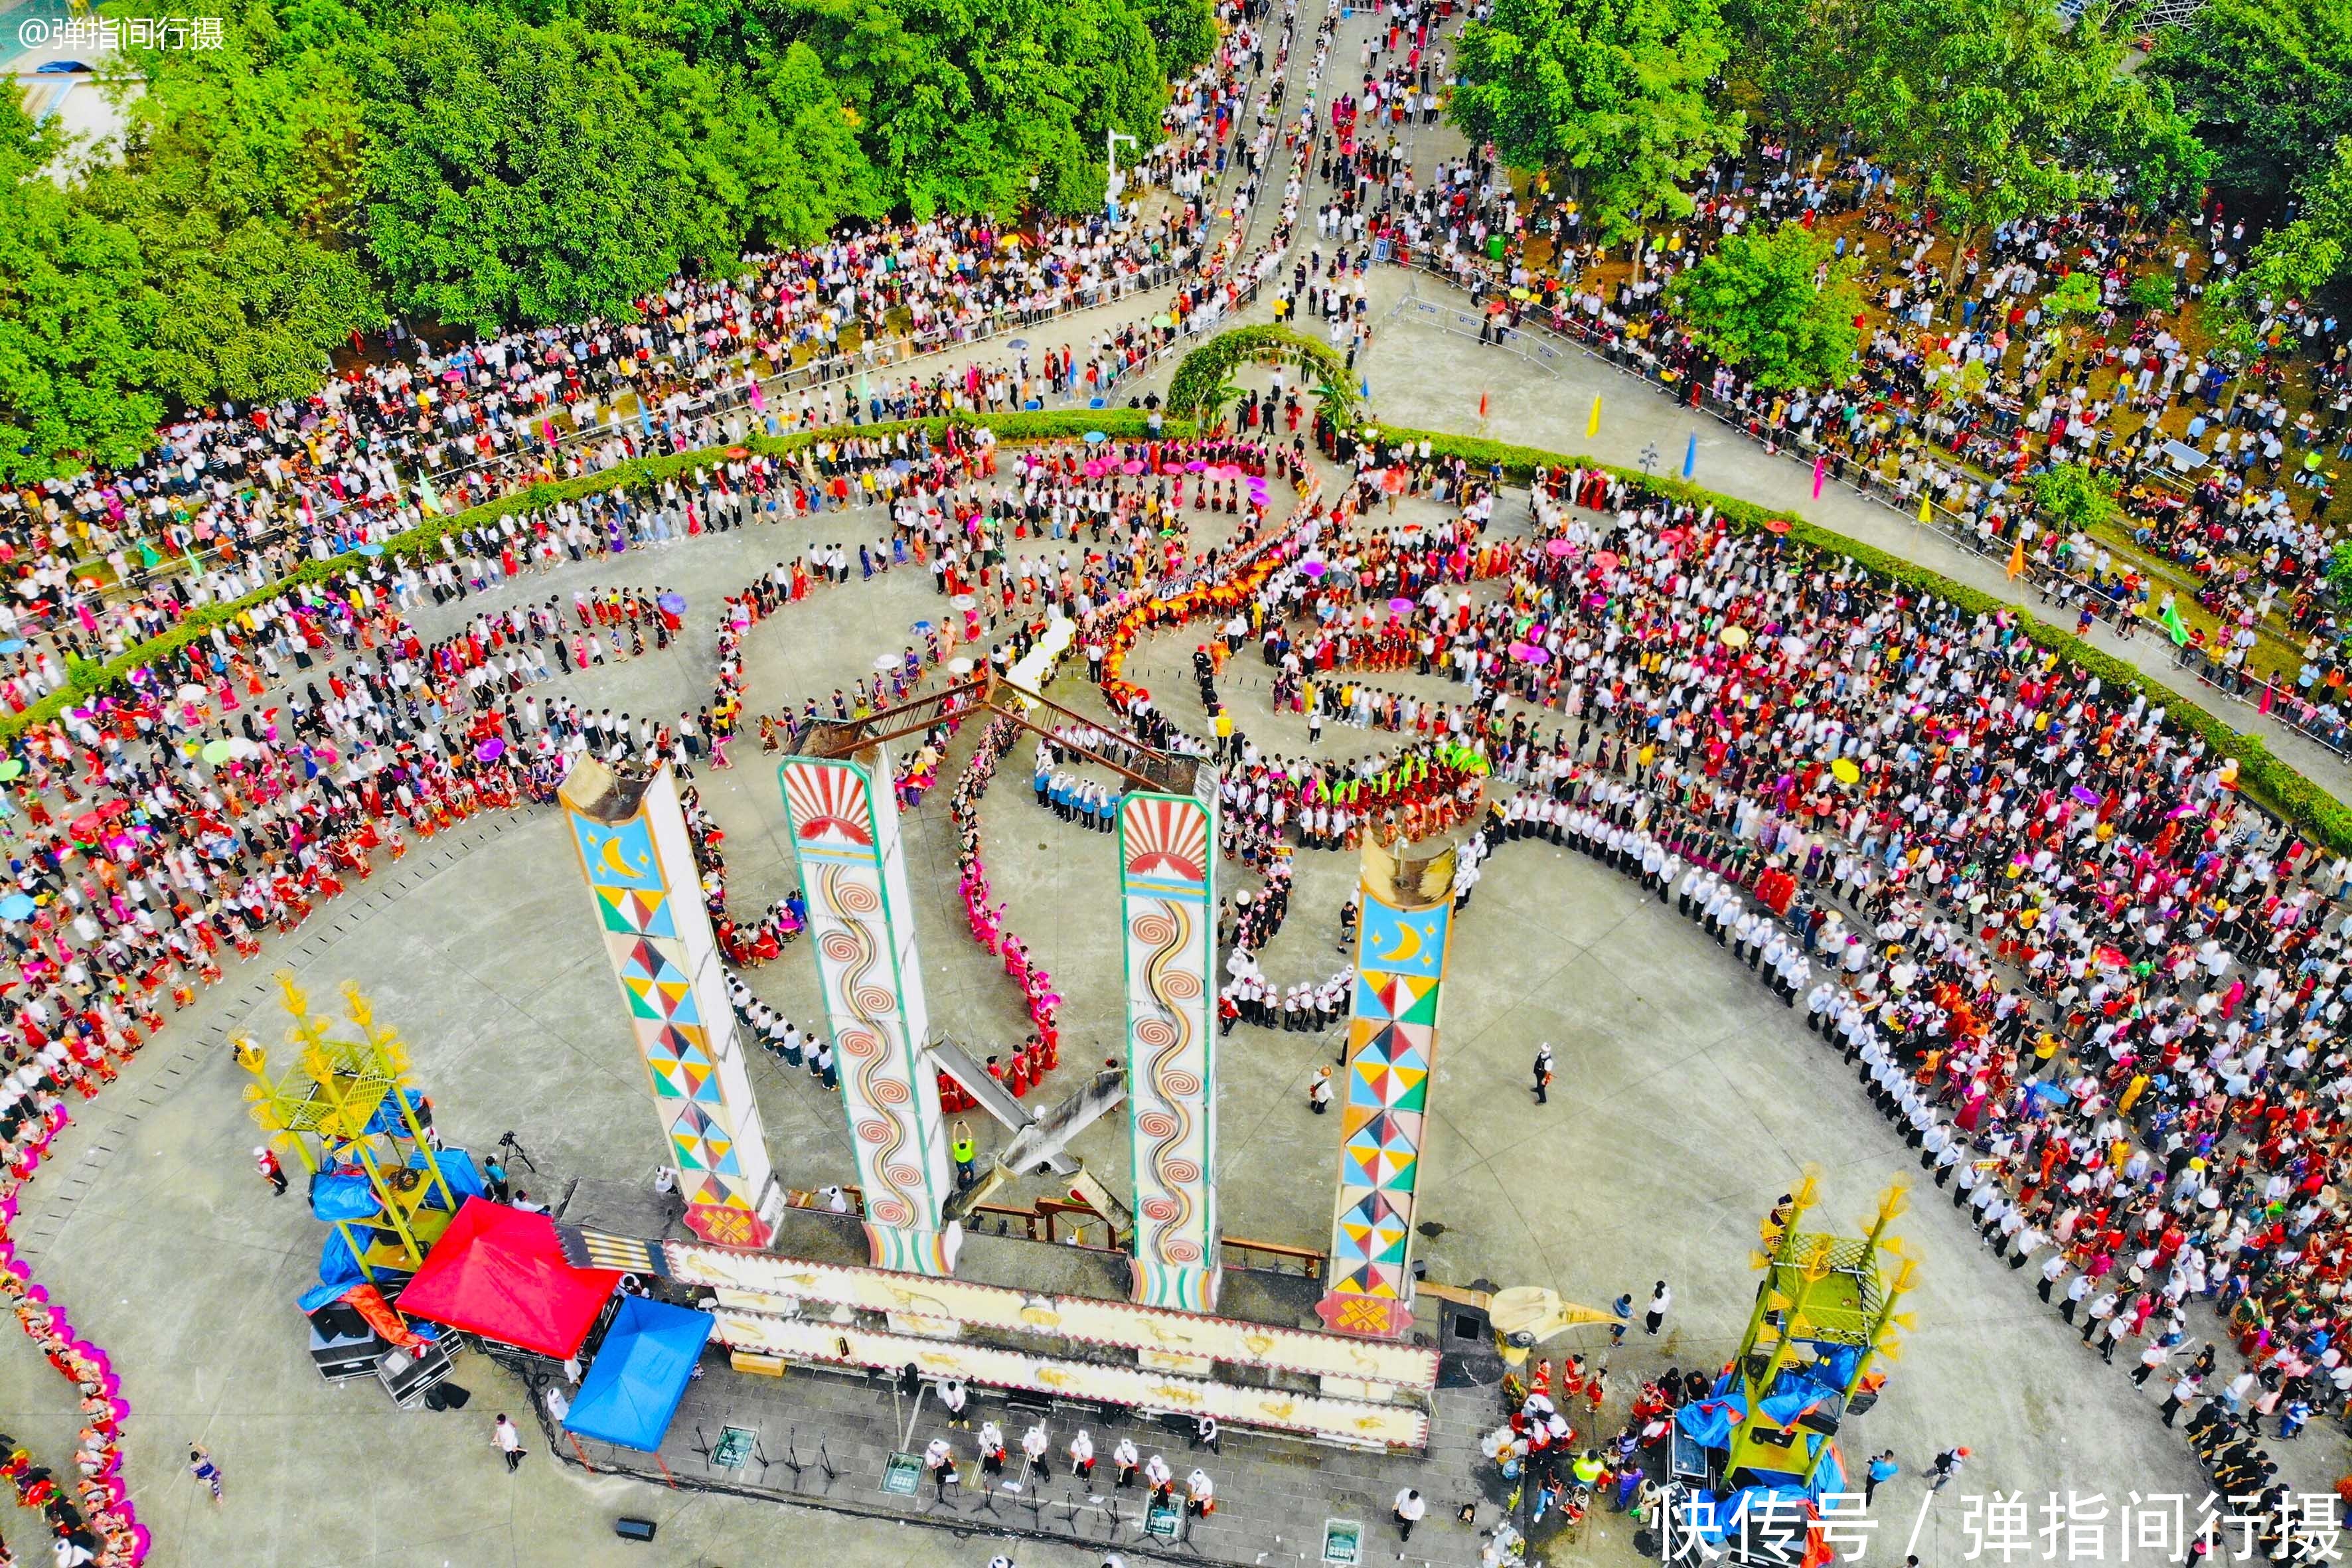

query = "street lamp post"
[1105, 129, 1139, 223]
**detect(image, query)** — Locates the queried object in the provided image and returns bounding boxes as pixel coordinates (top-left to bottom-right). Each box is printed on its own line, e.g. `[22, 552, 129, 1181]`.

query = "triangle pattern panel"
[636, 1022, 712, 1067]
[668, 1103, 718, 1170]
[615, 936, 701, 1026]
[595, 885, 678, 939]
[1352, 1056, 1431, 1115]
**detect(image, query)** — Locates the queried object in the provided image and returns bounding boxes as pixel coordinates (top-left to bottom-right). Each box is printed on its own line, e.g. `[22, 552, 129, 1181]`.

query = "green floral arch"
[1164, 325, 1357, 423]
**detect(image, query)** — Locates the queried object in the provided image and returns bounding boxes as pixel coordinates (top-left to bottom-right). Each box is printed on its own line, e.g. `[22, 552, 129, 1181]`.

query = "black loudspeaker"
[615, 1518, 658, 1543]
[422, 1382, 471, 1411]
[309, 1322, 386, 1382]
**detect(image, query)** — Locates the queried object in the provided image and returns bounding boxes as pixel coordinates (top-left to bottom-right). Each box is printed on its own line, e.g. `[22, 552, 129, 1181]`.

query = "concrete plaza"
[0, 453, 2235, 1568]
[0, 2, 2315, 1561]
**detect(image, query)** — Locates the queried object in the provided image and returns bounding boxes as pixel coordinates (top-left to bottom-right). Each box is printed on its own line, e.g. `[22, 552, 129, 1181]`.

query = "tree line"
[1, 0, 1216, 479]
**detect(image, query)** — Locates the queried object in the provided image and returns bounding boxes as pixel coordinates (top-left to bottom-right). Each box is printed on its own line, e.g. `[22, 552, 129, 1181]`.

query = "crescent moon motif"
[1375, 915, 1422, 966]
[597, 833, 650, 883]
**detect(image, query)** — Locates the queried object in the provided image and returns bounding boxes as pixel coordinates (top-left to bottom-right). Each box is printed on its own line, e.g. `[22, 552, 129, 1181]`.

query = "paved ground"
[0, 8, 2326, 1567]
[0, 452, 2230, 1568]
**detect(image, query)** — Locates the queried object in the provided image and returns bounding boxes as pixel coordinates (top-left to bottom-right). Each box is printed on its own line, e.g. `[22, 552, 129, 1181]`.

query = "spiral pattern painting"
[1117, 787, 1219, 1312]
[780, 752, 951, 1275]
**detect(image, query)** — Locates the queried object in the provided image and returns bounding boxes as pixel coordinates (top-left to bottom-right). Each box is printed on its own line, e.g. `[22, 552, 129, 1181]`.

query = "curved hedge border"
[29, 400, 2348, 858]
[1166, 325, 1356, 423]
[1360, 424, 2352, 858]
[4, 409, 1178, 742]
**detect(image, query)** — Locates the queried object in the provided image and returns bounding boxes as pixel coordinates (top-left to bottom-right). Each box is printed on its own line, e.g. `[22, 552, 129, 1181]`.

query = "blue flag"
[1682, 431, 1697, 479]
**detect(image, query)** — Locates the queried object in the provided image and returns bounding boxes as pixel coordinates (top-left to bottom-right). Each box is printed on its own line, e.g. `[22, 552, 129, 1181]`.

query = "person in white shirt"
[1394, 1487, 1428, 1540]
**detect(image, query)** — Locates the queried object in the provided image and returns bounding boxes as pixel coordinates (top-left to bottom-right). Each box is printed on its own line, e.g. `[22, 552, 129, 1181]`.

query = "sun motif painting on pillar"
[1117, 780, 1220, 1312]
[781, 751, 958, 1277]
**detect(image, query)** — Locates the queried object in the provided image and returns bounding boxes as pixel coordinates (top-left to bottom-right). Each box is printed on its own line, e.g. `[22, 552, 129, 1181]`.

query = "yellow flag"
[1917, 492, 1932, 523]
[1587, 396, 1602, 438]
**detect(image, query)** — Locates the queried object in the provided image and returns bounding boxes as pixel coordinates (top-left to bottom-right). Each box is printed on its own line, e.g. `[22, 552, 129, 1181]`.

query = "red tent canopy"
[399, 1198, 621, 1358]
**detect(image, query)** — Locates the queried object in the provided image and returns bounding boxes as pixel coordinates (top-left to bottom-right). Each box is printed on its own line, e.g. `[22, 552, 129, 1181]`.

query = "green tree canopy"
[1450, 0, 1743, 240]
[0, 87, 161, 481]
[358, 8, 739, 331]
[2227, 135, 2352, 305]
[1717, 0, 1865, 142]
[815, 0, 1170, 219]
[1666, 219, 1861, 388]
[2033, 461, 2120, 533]
[2151, 0, 2352, 206]
[1848, 0, 2207, 277]
[89, 0, 382, 410]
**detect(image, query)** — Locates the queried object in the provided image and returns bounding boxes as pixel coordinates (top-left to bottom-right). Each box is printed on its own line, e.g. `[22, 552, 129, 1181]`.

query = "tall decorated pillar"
[780, 749, 959, 1277]
[1317, 833, 1459, 1338]
[560, 759, 780, 1248]
[1117, 775, 1221, 1311]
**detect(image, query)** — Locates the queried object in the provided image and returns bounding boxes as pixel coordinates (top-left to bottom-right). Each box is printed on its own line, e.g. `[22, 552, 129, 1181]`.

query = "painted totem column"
[1117, 776, 1221, 1312]
[780, 749, 959, 1277]
[560, 758, 781, 1248]
[1316, 834, 1460, 1338]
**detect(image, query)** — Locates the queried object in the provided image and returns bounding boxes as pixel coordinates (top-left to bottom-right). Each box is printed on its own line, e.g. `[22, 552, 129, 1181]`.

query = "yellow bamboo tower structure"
[238, 974, 458, 1281]
[1725, 1170, 1919, 1488]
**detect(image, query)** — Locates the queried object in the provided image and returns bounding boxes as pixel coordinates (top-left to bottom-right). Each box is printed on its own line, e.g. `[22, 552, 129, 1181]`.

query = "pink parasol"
[1388, 597, 1416, 613]
[1593, 550, 1620, 571]
[1544, 538, 1575, 557]
[1123, 460, 1146, 475]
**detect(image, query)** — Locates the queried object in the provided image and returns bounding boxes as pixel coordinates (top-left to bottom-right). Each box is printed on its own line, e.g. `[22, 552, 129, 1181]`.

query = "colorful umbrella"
[1763, 518, 1792, 535]
[1544, 539, 1575, 558]
[355, 544, 384, 558]
[1300, 561, 1326, 578]
[1084, 431, 1108, 445]
[0, 761, 23, 782]
[1830, 758, 1861, 785]
[475, 738, 505, 762]
[2070, 786, 2102, 807]
[1594, 550, 1620, 571]
[200, 739, 235, 765]
[0, 894, 33, 922]
[657, 592, 687, 615]
[1123, 461, 1146, 475]
[1389, 597, 1416, 614]
[1720, 627, 1751, 649]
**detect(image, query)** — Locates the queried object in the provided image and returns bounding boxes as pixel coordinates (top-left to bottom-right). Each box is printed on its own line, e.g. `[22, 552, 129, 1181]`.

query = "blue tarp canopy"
[364, 1088, 430, 1138]
[562, 1296, 713, 1452]
[311, 1168, 380, 1222]
[409, 1147, 487, 1206]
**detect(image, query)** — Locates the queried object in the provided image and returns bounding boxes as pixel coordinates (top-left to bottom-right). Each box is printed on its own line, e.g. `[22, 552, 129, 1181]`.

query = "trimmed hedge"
[1166, 325, 1356, 423]
[1362, 423, 2352, 856]
[6, 409, 1180, 742]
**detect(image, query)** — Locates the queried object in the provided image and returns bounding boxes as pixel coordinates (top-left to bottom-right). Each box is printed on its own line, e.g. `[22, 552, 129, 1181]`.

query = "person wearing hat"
[1926, 1447, 1968, 1490]
[254, 1144, 285, 1196]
